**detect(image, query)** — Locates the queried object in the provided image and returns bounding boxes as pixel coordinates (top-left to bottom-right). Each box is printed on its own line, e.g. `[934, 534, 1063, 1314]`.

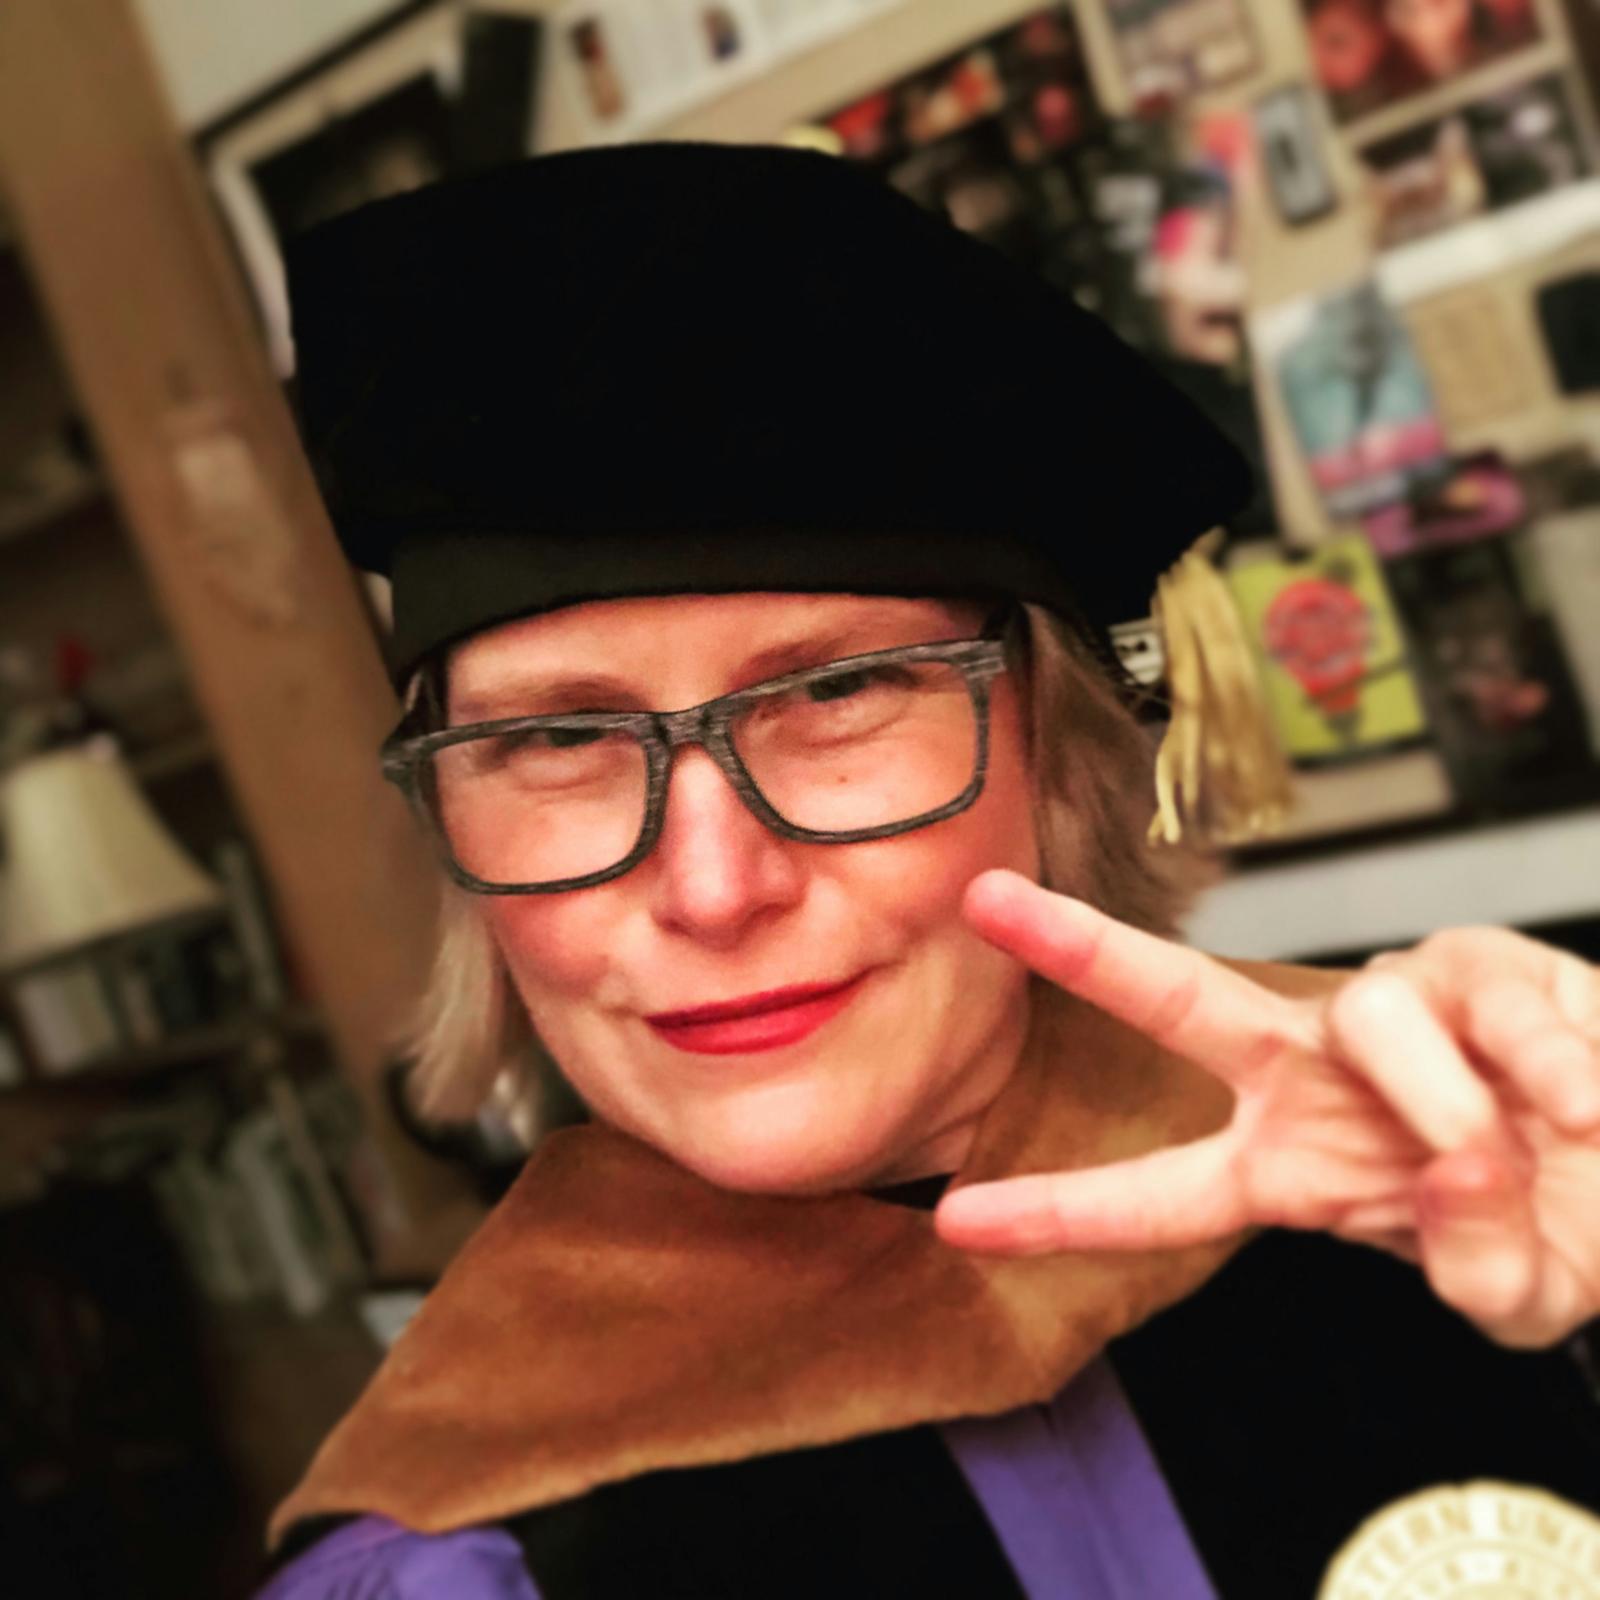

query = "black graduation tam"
[287, 142, 1252, 684]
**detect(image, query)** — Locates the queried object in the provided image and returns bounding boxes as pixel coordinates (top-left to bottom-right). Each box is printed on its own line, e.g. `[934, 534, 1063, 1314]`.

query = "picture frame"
[1301, 0, 1543, 126]
[1385, 533, 1595, 807]
[1255, 84, 1338, 227]
[1227, 534, 1429, 765]
[1357, 71, 1591, 248]
[1104, 0, 1258, 108]
[1254, 279, 1449, 520]
[197, 2, 543, 376]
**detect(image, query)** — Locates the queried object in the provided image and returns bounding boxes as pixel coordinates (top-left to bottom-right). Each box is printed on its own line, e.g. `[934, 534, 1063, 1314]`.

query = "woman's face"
[450, 592, 1041, 1194]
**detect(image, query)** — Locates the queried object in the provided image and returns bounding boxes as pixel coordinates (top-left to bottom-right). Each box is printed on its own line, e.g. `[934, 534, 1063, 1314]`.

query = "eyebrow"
[449, 674, 642, 723]
[450, 622, 929, 724]
[732, 629, 874, 687]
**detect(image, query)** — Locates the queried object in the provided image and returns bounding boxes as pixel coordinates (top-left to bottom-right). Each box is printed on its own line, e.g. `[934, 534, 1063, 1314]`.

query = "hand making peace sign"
[936, 870, 1600, 1351]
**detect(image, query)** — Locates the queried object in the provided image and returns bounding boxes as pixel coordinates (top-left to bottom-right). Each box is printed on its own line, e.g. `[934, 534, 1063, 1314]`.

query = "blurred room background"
[1, 0, 1598, 1592]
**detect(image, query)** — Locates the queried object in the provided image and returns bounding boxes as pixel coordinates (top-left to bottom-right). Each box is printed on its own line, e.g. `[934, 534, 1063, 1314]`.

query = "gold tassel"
[1148, 530, 1295, 849]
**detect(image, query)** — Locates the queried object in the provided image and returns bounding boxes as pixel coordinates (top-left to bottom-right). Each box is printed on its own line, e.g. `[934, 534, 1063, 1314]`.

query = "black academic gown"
[272, 1223, 1600, 1599]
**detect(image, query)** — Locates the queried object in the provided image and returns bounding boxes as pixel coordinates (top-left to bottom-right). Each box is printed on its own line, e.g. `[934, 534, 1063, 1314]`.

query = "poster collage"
[195, 0, 1600, 832]
[796, 2, 1600, 821]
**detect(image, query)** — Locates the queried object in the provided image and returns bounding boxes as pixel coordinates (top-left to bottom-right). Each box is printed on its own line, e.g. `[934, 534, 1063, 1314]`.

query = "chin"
[663, 1092, 911, 1198]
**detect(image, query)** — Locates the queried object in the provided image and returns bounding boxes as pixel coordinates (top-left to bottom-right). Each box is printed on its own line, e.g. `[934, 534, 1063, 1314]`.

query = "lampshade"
[0, 740, 223, 972]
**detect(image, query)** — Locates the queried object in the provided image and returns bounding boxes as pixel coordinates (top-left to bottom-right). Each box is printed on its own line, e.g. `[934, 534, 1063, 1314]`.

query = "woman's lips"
[645, 975, 867, 1055]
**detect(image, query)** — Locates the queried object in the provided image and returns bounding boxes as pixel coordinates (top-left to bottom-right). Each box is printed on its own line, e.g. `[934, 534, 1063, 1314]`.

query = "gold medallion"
[1318, 1481, 1600, 1600]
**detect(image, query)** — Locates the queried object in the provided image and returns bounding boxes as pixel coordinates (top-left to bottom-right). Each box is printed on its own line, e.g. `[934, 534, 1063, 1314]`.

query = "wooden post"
[0, 0, 482, 1267]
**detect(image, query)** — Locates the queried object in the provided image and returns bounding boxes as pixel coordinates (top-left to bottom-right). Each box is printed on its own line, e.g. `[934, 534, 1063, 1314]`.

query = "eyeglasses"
[380, 636, 1009, 894]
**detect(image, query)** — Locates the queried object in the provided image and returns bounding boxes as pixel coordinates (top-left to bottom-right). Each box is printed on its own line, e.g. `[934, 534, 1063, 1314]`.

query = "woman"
[263, 145, 1600, 1598]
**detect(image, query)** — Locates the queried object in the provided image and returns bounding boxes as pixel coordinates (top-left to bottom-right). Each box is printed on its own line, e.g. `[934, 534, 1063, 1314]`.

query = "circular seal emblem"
[1318, 1481, 1600, 1600]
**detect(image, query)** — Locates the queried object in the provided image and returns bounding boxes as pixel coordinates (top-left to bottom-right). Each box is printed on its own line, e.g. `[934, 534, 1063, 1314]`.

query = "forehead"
[447, 592, 986, 692]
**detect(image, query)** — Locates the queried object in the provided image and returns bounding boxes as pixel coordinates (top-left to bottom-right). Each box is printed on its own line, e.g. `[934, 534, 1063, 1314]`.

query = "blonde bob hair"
[400, 602, 1212, 1127]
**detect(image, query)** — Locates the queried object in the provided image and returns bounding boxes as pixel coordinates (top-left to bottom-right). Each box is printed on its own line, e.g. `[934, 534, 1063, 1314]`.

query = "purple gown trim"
[941, 1357, 1218, 1599]
[256, 1513, 542, 1599]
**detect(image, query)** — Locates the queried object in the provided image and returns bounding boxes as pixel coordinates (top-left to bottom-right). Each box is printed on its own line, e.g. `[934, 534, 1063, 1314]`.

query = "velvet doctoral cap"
[286, 142, 1252, 684]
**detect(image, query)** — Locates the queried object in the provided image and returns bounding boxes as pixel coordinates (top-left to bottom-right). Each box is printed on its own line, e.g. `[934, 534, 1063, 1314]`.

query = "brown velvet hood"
[271, 965, 1334, 1546]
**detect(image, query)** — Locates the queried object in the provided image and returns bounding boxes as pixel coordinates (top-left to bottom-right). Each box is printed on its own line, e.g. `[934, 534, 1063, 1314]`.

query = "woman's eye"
[806, 668, 874, 704]
[480, 724, 606, 766]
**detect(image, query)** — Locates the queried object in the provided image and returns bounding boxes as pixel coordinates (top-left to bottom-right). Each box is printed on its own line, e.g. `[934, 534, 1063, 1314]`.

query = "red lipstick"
[645, 976, 866, 1055]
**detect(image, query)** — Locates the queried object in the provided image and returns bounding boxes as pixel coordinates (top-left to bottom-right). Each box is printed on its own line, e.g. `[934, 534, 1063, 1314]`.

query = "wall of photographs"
[629, 0, 1600, 848]
[191, 0, 1600, 854]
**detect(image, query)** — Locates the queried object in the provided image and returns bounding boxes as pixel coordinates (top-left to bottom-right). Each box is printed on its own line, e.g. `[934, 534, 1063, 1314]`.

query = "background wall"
[124, 0, 1600, 965]
[131, 0, 400, 127]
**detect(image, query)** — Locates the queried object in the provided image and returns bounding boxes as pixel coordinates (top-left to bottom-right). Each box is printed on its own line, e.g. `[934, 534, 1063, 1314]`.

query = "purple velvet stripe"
[256, 1514, 542, 1600]
[941, 1358, 1218, 1600]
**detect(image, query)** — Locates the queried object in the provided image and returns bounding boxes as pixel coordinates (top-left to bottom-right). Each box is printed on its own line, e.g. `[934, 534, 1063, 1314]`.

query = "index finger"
[963, 869, 1303, 1082]
[935, 1132, 1246, 1255]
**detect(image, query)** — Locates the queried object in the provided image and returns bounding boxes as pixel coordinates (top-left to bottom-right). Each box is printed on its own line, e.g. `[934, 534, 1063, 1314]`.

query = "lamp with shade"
[0, 736, 223, 975]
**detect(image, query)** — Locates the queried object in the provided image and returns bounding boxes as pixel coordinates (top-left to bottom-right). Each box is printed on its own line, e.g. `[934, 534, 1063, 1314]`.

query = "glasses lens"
[730, 658, 979, 833]
[428, 723, 649, 886]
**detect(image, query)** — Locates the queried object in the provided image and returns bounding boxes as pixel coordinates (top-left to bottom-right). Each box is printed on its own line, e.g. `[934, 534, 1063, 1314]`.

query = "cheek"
[484, 893, 614, 1005]
[838, 680, 1039, 936]
[485, 898, 638, 1124]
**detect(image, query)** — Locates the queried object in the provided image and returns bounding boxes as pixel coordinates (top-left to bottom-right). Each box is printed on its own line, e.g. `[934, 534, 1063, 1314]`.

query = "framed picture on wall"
[1256, 279, 1449, 520]
[197, 3, 543, 376]
[1227, 534, 1429, 764]
[1386, 533, 1595, 806]
[1302, 0, 1542, 125]
[1255, 83, 1338, 227]
[1358, 71, 1591, 247]
[1104, 0, 1258, 109]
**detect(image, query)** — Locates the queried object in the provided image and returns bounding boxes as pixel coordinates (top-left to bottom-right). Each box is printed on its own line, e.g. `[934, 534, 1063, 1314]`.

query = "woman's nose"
[647, 746, 804, 944]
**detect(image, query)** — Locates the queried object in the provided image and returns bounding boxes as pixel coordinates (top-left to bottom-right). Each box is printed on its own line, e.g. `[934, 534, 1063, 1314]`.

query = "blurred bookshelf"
[0, 191, 394, 1599]
[0, 453, 104, 547]
[131, 729, 215, 783]
[0, 1003, 324, 1098]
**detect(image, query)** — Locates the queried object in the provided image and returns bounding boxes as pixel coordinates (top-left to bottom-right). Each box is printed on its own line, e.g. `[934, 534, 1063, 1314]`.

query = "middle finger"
[1326, 972, 1510, 1155]
[1463, 977, 1600, 1135]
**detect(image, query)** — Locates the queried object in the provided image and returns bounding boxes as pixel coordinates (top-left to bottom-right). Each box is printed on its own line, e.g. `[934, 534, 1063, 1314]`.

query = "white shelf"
[1249, 180, 1600, 361]
[1377, 180, 1600, 307]
[1247, 749, 1454, 846]
[1187, 805, 1600, 961]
